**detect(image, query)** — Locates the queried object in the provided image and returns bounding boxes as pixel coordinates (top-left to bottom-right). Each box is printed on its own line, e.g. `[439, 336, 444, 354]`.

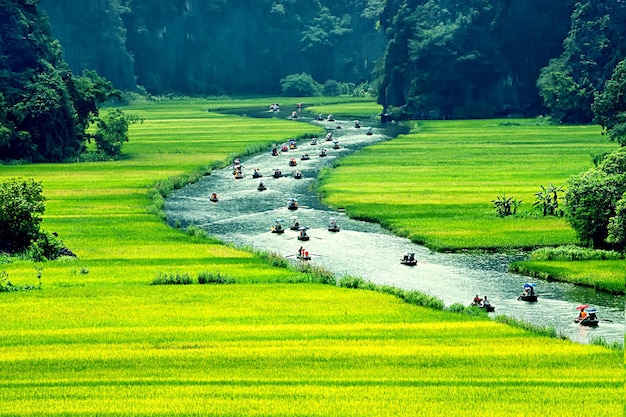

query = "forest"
[1, 0, 625, 163]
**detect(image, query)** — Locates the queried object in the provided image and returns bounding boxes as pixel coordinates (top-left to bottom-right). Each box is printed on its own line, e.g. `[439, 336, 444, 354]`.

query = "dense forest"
[2, 0, 625, 163]
[39, 0, 386, 95]
[38, 0, 626, 120]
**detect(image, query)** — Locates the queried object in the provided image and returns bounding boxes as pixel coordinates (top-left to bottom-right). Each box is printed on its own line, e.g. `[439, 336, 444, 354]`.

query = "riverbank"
[308, 110, 623, 293]
[0, 98, 621, 416]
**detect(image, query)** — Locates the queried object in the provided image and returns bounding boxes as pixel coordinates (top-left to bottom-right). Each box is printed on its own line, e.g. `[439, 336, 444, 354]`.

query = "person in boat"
[291, 111, 298, 119]
[577, 307, 588, 322]
[482, 296, 491, 308]
[472, 294, 482, 306]
[289, 158, 297, 166]
[271, 147, 279, 156]
[354, 120, 361, 128]
[257, 182, 266, 191]
[310, 138, 317, 145]
[325, 132, 333, 141]
[293, 170, 302, 179]
[315, 114, 323, 121]
[367, 127, 373, 135]
[210, 192, 218, 202]
[332, 141, 340, 149]
[297, 246, 303, 257]
[327, 114, 335, 122]
[291, 217, 300, 230]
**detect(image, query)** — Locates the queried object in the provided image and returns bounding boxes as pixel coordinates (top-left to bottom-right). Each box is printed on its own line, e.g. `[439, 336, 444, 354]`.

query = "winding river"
[165, 109, 624, 345]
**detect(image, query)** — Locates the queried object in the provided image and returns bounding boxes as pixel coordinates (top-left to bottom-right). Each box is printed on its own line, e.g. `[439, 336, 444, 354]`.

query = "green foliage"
[533, 184, 564, 217]
[92, 109, 141, 159]
[0, 178, 45, 253]
[495, 315, 559, 339]
[197, 271, 235, 284]
[492, 195, 521, 217]
[606, 193, 626, 248]
[565, 148, 626, 247]
[151, 272, 192, 285]
[593, 59, 626, 145]
[529, 245, 624, 261]
[280, 73, 322, 97]
[0, 270, 36, 292]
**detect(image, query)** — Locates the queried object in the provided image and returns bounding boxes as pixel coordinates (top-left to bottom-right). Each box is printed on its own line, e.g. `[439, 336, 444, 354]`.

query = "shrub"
[530, 245, 624, 261]
[492, 194, 521, 217]
[0, 178, 46, 253]
[338, 275, 367, 289]
[197, 271, 235, 284]
[151, 272, 192, 285]
[280, 73, 322, 97]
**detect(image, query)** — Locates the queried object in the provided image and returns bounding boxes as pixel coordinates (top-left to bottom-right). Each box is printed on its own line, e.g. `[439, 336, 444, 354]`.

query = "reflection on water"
[166, 110, 624, 345]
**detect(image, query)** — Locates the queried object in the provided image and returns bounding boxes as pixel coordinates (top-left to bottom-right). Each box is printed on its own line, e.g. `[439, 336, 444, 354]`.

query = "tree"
[280, 73, 322, 96]
[565, 149, 626, 248]
[0, 178, 46, 253]
[92, 109, 140, 159]
[593, 59, 626, 146]
[606, 192, 626, 249]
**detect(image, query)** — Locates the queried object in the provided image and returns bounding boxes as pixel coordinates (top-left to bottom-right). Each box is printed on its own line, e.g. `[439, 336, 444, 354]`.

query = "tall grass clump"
[495, 315, 560, 339]
[151, 272, 193, 285]
[530, 245, 624, 261]
[197, 271, 235, 284]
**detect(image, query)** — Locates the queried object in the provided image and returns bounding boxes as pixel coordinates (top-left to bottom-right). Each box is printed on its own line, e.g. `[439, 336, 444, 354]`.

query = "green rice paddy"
[0, 99, 622, 416]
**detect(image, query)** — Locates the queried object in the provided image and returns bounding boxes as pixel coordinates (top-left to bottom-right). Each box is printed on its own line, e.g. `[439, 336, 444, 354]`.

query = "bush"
[280, 73, 322, 97]
[151, 272, 192, 285]
[197, 271, 235, 284]
[0, 178, 46, 253]
[530, 245, 624, 261]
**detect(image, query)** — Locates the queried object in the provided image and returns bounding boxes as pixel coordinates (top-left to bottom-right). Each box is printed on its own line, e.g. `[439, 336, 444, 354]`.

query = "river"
[165, 108, 624, 346]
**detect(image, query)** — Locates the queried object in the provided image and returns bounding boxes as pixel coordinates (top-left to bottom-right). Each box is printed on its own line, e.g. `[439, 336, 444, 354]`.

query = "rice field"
[0, 99, 622, 416]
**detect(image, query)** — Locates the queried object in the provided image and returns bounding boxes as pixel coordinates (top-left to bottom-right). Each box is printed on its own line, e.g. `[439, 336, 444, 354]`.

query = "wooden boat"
[233, 172, 244, 179]
[471, 301, 495, 312]
[310, 138, 317, 145]
[209, 193, 218, 202]
[332, 141, 340, 149]
[575, 317, 599, 327]
[271, 220, 285, 234]
[518, 294, 538, 302]
[272, 169, 283, 178]
[327, 218, 340, 232]
[290, 216, 300, 231]
[289, 158, 297, 166]
[354, 120, 361, 128]
[326, 115, 335, 122]
[293, 170, 302, 179]
[287, 198, 298, 210]
[400, 253, 418, 266]
[252, 169, 263, 178]
[301, 153, 310, 160]
[297, 253, 311, 261]
[257, 183, 266, 191]
[297, 227, 310, 241]
[319, 148, 327, 157]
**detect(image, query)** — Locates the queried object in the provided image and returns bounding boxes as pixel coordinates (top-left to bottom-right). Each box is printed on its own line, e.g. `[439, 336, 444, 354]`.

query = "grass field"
[0, 98, 622, 416]
[316, 118, 624, 291]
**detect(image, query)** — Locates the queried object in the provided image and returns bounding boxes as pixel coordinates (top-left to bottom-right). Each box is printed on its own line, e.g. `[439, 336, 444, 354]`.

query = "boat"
[354, 120, 361, 128]
[271, 147, 279, 156]
[281, 144, 289, 152]
[252, 168, 263, 178]
[271, 219, 285, 234]
[310, 138, 318, 145]
[332, 141, 340, 149]
[287, 198, 298, 210]
[233, 171, 244, 179]
[518, 283, 538, 302]
[400, 252, 418, 266]
[470, 296, 495, 312]
[290, 216, 300, 231]
[327, 114, 335, 122]
[289, 158, 297, 166]
[289, 140, 297, 149]
[319, 148, 327, 157]
[272, 168, 282, 178]
[297, 227, 310, 241]
[301, 153, 310, 160]
[575, 306, 599, 327]
[209, 193, 218, 202]
[257, 182, 267, 191]
[293, 170, 303, 179]
[325, 132, 333, 141]
[327, 218, 340, 232]
[296, 248, 311, 261]
[366, 127, 373, 135]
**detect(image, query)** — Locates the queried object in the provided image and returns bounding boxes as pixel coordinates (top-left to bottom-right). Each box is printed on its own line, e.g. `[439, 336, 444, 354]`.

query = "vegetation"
[318, 118, 617, 251]
[0, 3, 130, 162]
[0, 98, 621, 415]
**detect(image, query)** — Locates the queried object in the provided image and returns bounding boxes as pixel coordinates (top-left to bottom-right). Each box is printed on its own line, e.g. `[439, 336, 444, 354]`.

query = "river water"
[165, 109, 624, 345]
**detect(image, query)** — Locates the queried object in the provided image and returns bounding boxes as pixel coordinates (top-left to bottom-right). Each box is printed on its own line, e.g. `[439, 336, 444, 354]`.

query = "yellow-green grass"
[510, 260, 625, 294]
[318, 119, 618, 251]
[305, 99, 383, 118]
[0, 284, 621, 416]
[0, 99, 325, 287]
[0, 99, 622, 415]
